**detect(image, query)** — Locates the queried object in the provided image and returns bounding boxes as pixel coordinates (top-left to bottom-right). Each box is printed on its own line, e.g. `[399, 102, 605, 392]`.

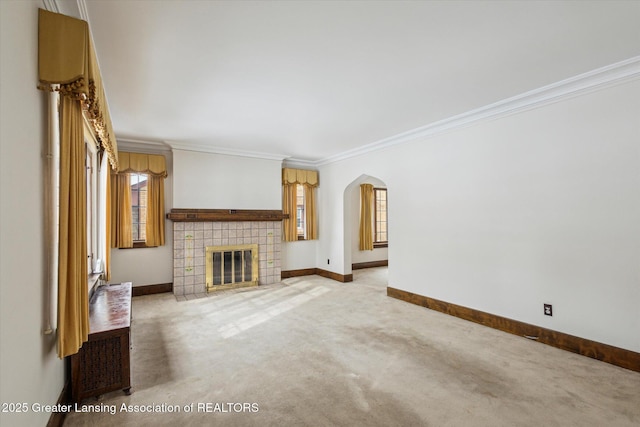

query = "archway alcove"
[342, 174, 388, 276]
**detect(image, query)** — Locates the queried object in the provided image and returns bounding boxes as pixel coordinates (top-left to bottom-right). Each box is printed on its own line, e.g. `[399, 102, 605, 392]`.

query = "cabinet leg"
[123, 387, 132, 396]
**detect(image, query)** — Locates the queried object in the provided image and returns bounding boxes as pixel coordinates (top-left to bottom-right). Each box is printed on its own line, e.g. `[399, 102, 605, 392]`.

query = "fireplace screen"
[206, 244, 259, 292]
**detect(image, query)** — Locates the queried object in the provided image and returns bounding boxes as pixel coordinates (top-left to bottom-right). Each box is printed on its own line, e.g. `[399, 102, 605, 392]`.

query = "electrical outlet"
[327, 259, 330, 264]
[544, 304, 553, 316]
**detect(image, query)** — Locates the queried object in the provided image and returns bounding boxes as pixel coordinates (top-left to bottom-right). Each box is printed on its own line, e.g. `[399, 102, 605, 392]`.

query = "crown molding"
[118, 138, 288, 161]
[282, 158, 318, 169]
[117, 138, 172, 153]
[316, 56, 640, 166]
[76, 0, 90, 21]
[44, 0, 89, 20]
[167, 141, 289, 162]
[42, 0, 59, 13]
[46, 0, 81, 19]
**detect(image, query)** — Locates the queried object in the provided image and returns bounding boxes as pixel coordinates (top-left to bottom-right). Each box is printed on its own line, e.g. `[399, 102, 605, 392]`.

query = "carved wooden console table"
[70, 282, 132, 403]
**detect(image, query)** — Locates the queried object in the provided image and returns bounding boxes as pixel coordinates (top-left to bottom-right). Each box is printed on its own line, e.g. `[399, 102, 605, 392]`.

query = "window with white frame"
[373, 187, 388, 247]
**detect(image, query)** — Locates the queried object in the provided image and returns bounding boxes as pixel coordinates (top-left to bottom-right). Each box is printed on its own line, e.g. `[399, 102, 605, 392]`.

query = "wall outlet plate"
[544, 304, 553, 316]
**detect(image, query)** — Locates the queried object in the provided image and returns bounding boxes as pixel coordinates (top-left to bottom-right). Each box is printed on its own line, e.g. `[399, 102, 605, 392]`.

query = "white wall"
[314, 167, 349, 274]
[0, 2, 65, 426]
[347, 175, 389, 266]
[318, 80, 640, 352]
[282, 240, 317, 271]
[109, 147, 174, 287]
[173, 150, 282, 209]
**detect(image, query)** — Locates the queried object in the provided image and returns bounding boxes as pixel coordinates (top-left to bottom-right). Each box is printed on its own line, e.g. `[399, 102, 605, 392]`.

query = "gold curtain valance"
[117, 152, 167, 178]
[282, 168, 319, 187]
[38, 9, 118, 171]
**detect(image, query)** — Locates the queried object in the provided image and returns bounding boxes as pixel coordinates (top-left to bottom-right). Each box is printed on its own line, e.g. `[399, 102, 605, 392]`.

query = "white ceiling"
[80, 0, 640, 163]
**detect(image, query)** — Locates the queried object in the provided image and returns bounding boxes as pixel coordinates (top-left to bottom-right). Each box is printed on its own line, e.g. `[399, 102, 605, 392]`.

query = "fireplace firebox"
[206, 244, 259, 292]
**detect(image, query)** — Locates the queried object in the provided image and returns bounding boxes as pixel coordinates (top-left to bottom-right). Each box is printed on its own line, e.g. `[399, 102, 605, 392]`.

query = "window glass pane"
[139, 195, 147, 241]
[296, 184, 305, 237]
[139, 187, 147, 207]
[130, 173, 148, 242]
[374, 188, 388, 243]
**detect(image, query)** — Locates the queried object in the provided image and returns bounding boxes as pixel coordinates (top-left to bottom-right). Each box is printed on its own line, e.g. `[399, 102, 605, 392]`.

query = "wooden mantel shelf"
[167, 209, 287, 222]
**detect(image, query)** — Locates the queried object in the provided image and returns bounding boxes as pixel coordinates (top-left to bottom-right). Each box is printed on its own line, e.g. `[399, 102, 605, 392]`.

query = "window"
[130, 173, 148, 244]
[296, 184, 305, 239]
[86, 140, 98, 274]
[373, 188, 388, 248]
[282, 168, 318, 242]
[112, 152, 167, 249]
[83, 116, 106, 279]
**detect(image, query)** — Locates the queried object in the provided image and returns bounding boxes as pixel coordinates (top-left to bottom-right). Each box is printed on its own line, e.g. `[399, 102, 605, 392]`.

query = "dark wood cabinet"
[70, 282, 132, 403]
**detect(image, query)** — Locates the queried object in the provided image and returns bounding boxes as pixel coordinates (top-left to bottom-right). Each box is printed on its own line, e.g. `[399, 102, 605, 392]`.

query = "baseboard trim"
[352, 260, 388, 270]
[281, 268, 353, 283]
[317, 268, 353, 283]
[46, 381, 70, 427]
[281, 268, 318, 279]
[387, 286, 640, 373]
[132, 283, 173, 297]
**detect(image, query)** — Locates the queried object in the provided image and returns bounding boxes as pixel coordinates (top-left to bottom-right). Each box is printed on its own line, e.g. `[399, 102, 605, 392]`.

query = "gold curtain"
[38, 9, 118, 170]
[57, 95, 89, 358]
[282, 168, 319, 187]
[145, 175, 165, 247]
[38, 7, 121, 358]
[282, 183, 298, 242]
[111, 173, 133, 248]
[282, 168, 319, 241]
[304, 184, 317, 240]
[113, 152, 167, 247]
[118, 152, 167, 178]
[104, 164, 112, 281]
[359, 184, 374, 251]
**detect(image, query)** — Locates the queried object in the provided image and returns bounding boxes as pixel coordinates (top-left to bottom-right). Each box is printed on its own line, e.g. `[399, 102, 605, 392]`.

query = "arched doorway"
[343, 174, 388, 276]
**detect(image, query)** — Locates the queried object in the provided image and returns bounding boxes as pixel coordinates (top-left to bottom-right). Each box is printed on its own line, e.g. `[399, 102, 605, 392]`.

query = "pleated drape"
[282, 183, 298, 242]
[39, 7, 122, 359]
[145, 175, 165, 247]
[359, 184, 374, 251]
[38, 9, 118, 170]
[304, 184, 317, 240]
[117, 152, 167, 178]
[282, 168, 318, 187]
[57, 95, 89, 358]
[110, 173, 133, 248]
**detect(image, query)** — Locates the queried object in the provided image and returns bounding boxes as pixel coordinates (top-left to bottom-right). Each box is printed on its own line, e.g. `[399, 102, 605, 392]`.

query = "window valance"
[117, 152, 167, 178]
[282, 168, 319, 187]
[37, 9, 118, 170]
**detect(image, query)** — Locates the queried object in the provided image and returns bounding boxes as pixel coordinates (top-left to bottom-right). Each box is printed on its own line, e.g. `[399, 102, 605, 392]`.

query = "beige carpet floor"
[64, 267, 640, 426]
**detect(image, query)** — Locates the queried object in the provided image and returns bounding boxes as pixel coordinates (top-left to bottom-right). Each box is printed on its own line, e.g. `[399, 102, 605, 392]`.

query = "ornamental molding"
[312, 56, 640, 166]
[167, 141, 289, 162]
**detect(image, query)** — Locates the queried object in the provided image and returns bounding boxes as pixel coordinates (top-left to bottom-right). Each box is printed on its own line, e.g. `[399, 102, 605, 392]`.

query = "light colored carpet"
[64, 267, 640, 426]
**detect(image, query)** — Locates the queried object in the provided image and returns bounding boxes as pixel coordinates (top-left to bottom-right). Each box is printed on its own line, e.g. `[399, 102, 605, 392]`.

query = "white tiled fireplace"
[169, 210, 283, 296]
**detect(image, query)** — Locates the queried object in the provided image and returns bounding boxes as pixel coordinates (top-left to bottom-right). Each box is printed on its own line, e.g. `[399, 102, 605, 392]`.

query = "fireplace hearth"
[169, 209, 283, 297]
